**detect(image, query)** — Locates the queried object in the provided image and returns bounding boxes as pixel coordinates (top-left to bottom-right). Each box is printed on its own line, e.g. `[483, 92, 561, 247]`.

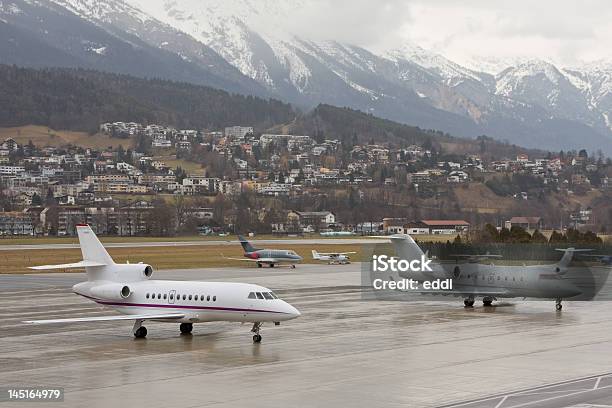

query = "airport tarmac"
[2, 263, 612, 408]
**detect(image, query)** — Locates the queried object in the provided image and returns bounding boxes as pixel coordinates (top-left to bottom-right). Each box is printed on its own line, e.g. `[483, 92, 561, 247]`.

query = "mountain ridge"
[1, 0, 612, 154]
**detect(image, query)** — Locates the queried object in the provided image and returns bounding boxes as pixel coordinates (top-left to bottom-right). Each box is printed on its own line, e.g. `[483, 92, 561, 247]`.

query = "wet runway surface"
[2, 264, 612, 407]
[441, 373, 612, 408]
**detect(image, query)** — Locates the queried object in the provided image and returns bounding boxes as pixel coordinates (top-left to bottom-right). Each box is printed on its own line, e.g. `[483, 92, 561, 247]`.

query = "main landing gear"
[251, 322, 262, 343]
[133, 319, 147, 339]
[291, 264, 296, 269]
[483, 296, 494, 307]
[463, 296, 475, 308]
[556, 298, 563, 311]
[180, 323, 193, 334]
[257, 262, 263, 268]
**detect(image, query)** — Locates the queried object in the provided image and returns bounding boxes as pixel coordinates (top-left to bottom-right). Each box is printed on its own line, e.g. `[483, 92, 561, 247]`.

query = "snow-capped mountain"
[124, 0, 612, 153]
[2, 0, 612, 154]
[0, 0, 266, 95]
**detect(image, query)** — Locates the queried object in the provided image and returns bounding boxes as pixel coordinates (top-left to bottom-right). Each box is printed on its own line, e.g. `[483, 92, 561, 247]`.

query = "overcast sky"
[278, 0, 612, 69]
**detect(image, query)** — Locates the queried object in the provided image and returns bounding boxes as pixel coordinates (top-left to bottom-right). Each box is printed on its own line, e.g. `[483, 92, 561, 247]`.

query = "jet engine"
[143, 265, 153, 278]
[90, 284, 132, 300]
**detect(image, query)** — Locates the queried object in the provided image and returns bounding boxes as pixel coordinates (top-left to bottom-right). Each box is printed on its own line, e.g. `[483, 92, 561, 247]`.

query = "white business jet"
[24, 225, 300, 342]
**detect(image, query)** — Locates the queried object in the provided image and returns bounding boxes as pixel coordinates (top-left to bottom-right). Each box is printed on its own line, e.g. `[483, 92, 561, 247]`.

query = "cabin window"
[467, 275, 471, 279]
[263, 292, 273, 300]
[207, 295, 210, 301]
[170, 294, 174, 300]
[512, 277, 515, 281]
[248, 292, 256, 299]
[157, 294, 161, 299]
[194, 295, 199, 301]
[188, 295, 192, 300]
[163, 294, 167, 300]
[213, 296, 216, 302]
[256, 292, 264, 299]
[201, 295, 205, 301]
[183, 294, 186, 300]
[146, 293, 149, 299]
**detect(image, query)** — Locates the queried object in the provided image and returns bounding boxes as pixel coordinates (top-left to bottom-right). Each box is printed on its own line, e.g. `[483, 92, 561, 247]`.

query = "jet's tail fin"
[77, 225, 115, 266]
[29, 225, 114, 279]
[238, 235, 257, 253]
[556, 248, 593, 268]
[312, 250, 320, 259]
[387, 234, 426, 261]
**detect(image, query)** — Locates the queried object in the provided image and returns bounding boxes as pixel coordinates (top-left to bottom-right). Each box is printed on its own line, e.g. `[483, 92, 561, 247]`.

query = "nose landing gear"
[556, 298, 563, 311]
[251, 322, 262, 343]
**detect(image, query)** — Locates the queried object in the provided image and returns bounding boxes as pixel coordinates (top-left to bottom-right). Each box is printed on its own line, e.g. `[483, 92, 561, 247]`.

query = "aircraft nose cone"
[284, 302, 301, 319]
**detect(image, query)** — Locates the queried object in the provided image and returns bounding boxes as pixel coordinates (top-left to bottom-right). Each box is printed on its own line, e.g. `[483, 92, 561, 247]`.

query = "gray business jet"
[225, 235, 303, 268]
[377, 234, 591, 310]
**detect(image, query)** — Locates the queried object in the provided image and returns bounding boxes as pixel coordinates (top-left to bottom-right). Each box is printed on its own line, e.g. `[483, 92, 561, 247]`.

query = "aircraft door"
[168, 289, 176, 304]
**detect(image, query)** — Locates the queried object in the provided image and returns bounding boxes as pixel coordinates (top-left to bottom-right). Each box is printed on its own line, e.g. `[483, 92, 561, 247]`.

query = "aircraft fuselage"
[73, 280, 300, 323]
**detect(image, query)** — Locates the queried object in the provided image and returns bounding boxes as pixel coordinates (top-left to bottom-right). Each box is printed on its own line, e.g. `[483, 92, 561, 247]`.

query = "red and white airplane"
[24, 225, 301, 342]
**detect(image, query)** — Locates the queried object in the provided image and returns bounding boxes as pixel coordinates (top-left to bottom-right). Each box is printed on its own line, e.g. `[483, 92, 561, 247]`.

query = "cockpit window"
[256, 292, 264, 299]
[270, 292, 278, 299]
[262, 292, 273, 300]
[248, 292, 256, 299]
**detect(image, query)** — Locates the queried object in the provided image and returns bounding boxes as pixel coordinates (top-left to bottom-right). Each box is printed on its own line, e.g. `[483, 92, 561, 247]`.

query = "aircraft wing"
[317, 252, 356, 256]
[223, 257, 260, 262]
[24, 313, 185, 324]
[29, 260, 108, 270]
[450, 254, 503, 261]
[223, 256, 294, 263]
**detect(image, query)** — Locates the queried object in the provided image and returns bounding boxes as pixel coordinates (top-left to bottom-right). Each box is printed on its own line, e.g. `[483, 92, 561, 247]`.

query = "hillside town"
[0, 121, 611, 237]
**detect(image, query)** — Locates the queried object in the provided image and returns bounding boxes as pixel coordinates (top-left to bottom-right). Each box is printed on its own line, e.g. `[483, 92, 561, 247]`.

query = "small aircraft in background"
[226, 235, 303, 268]
[24, 225, 300, 342]
[450, 252, 503, 263]
[319, 231, 355, 237]
[312, 250, 356, 264]
[578, 254, 612, 265]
